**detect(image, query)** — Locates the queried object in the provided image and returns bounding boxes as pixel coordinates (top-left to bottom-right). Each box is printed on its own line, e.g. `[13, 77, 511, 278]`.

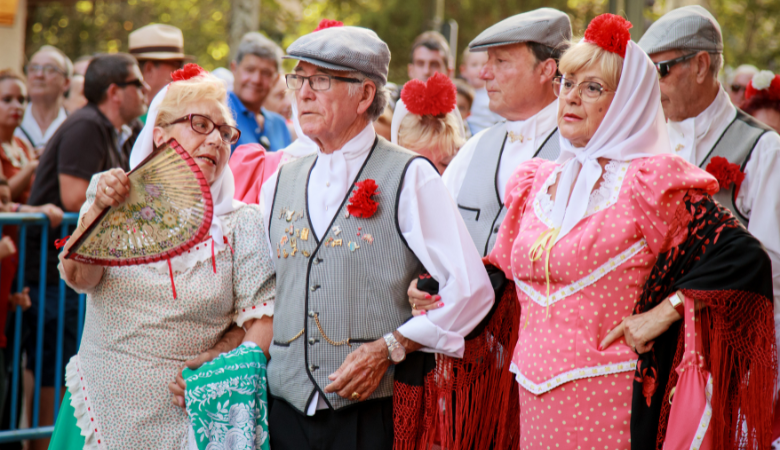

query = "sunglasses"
[730, 84, 747, 94]
[115, 79, 145, 89]
[653, 53, 697, 78]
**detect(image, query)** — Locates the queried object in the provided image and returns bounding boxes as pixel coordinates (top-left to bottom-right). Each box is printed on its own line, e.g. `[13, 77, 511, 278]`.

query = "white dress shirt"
[444, 100, 558, 202]
[14, 104, 67, 150]
[260, 123, 495, 414]
[668, 86, 780, 313]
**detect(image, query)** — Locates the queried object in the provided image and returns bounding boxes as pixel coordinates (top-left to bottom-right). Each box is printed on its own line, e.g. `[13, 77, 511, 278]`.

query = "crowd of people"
[0, 4, 777, 450]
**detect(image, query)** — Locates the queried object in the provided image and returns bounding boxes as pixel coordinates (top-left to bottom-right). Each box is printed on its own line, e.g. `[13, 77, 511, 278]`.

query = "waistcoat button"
[310, 284, 321, 292]
[308, 310, 315, 317]
[308, 338, 318, 345]
[309, 365, 319, 372]
[493, 226, 500, 233]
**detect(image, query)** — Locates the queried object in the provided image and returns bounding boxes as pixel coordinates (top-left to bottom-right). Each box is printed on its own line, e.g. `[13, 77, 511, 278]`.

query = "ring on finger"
[104, 186, 110, 194]
[413, 303, 416, 310]
[351, 392, 361, 401]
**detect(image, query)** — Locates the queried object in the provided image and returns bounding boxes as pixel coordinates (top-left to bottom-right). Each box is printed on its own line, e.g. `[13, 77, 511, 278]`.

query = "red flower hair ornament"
[171, 63, 207, 82]
[313, 19, 344, 32]
[347, 179, 380, 218]
[401, 72, 457, 117]
[705, 156, 745, 197]
[745, 71, 780, 101]
[584, 13, 633, 58]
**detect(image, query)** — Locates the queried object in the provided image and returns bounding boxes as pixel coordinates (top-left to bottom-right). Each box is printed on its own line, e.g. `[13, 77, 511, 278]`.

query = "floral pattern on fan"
[67, 138, 213, 265]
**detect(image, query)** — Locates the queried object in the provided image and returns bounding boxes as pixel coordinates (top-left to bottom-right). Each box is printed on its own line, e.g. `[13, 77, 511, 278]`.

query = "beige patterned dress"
[63, 177, 276, 450]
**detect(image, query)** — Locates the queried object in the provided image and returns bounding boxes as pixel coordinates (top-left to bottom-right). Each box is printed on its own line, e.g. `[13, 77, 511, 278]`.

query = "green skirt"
[49, 390, 86, 449]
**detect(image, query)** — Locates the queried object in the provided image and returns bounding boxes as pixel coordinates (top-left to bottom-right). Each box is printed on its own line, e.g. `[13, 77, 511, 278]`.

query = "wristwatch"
[668, 291, 685, 317]
[383, 332, 406, 364]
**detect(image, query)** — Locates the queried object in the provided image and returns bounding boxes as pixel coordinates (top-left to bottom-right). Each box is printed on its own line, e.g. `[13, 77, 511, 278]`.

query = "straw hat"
[129, 24, 193, 61]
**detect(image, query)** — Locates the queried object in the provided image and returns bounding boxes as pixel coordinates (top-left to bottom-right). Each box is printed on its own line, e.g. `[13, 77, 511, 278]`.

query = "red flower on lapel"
[705, 156, 745, 197]
[347, 179, 379, 218]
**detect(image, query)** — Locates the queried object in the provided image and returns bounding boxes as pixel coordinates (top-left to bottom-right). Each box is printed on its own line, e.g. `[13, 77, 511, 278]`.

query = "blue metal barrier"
[0, 212, 82, 443]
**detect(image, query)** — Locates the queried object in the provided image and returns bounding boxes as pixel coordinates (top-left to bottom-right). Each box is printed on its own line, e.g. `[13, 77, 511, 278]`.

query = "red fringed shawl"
[394, 280, 521, 449]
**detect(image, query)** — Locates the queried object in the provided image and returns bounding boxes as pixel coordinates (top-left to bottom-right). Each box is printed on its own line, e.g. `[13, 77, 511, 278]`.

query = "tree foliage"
[24, 0, 780, 84]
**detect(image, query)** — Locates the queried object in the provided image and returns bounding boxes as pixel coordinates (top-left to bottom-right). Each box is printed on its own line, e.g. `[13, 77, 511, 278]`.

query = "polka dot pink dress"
[63, 179, 276, 450]
[487, 154, 717, 449]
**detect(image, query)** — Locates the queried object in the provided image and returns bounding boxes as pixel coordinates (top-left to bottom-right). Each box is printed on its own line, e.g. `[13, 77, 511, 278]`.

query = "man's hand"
[599, 297, 682, 353]
[168, 325, 246, 410]
[324, 339, 391, 401]
[8, 288, 31, 311]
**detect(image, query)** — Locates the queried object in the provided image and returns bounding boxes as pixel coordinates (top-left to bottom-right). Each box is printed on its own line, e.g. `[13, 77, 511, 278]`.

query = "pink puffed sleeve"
[629, 154, 718, 256]
[229, 144, 284, 205]
[486, 158, 547, 278]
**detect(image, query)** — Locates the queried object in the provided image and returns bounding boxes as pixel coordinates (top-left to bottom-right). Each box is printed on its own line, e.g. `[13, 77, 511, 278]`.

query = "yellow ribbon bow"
[526, 227, 560, 328]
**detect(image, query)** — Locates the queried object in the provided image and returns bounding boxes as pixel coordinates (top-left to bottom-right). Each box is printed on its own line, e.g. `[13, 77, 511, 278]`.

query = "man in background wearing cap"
[228, 32, 291, 153]
[15, 46, 72, 153]
[440, 8, 570, 257]
[259, 23, 493, 449]
[407, 30, 453, 82]
[128, 23, 189, 123]
[639, 5, 780, 395]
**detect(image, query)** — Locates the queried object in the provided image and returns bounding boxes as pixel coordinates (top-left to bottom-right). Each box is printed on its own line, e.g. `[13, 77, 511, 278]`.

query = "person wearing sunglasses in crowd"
[52, 65, 277, 449]
[18, 53, 148, 449]
[638, 7, 780, 412]
[727, 64, 758, 108]
[14, 46, 72, 155]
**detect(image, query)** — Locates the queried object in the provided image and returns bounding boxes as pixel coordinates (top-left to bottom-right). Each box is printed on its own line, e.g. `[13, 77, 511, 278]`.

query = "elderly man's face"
[480, 43, 548, 121]
[231, 54, 279, 112]
[650, 50, 700, 122]
[293, 61, 372, 146]
[27, 50, 69, 102]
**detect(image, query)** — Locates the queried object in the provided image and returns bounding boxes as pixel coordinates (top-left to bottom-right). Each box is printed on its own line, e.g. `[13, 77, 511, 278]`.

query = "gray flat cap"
[284, 26, 390, 85]
[469, 8, 572, 52]
[638, 5, 723, 55]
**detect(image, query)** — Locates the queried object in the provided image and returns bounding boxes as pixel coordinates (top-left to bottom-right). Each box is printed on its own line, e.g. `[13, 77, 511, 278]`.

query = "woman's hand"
[599, 296, 682, 354]
[407, 278, 442, 317]
[94, 169, 131, 210]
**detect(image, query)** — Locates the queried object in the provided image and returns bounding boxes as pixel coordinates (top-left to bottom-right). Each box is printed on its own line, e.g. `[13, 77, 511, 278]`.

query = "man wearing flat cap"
[639, 6, 780, 342]
[258, 24, 494, 449]
[440, 8, 571, 257]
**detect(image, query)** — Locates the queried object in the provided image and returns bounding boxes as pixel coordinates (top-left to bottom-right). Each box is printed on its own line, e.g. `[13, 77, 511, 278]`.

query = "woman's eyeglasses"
[285, 74, 361, 92]
[553, 76, 612, 102]
[170, 114, 241, 145]
[730, 84, 746, 94]
[653, 53, 697, 78]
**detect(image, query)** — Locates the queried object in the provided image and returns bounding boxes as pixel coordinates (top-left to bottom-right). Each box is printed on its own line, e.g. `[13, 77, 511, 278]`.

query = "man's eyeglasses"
[115, 79, 145, 89]
[170, 114, 241, 145]
[731, 84, 747, 94]
[25, 64, 65, 77]
[285, 74, 362, 92]
[653, 53, 697, 78]
[553, 76, 612, 102]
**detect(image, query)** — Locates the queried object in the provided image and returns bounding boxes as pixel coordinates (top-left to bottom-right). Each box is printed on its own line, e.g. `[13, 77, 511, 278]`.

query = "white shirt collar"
[20, 103, 68, 147]
[504, 100, 558, 143]
[315, 122, 376, 161]
[668, 86, 736, 165]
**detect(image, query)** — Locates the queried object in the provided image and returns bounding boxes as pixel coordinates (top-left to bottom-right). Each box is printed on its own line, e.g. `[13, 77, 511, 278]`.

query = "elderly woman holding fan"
[50, 65, 275, 450]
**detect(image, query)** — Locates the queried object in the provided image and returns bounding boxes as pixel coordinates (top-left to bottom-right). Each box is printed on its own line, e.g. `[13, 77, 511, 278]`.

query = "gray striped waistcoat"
[267, 137, 424, 413]
[456, 122, 560, 256]
[700, 109, 771, 226]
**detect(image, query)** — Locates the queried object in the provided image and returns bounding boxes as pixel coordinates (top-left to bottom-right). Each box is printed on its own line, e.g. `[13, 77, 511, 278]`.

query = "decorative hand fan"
[66, 138, 213, 266]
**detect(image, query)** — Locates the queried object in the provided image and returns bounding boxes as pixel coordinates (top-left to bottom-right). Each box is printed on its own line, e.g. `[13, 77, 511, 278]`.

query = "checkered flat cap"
[285, 26, 390, 85]
[638, 5, 723, 55]
[468, 8, 572, 52]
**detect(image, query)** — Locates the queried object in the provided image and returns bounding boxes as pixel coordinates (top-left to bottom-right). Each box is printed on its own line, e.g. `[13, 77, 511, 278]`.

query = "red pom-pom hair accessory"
[583, 14, 632, 58]
[745, 70, 780, 101]
[313, 19, 344, 32]
[400, 72, 457, 117]
[171, 63, 207, 82]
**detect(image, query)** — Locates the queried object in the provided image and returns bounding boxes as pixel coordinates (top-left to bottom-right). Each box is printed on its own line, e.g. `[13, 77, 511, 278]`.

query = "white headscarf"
[282, 101, 319, 157]
[390, 99, 466, 145]
[550, 41, 671, 243]
[129, 83, 242, 258]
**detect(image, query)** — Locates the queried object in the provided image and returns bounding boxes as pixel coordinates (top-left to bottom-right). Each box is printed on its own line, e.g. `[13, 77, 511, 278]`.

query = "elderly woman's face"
[153, 100, 231, 185]
[557, 65, 616, 148]
[293, 62, 373, 148]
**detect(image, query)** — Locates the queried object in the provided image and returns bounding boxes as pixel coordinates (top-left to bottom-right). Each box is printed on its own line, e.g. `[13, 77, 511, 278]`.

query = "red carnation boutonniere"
[705, 156, 745, 197]
[347, 179, 379, 218]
